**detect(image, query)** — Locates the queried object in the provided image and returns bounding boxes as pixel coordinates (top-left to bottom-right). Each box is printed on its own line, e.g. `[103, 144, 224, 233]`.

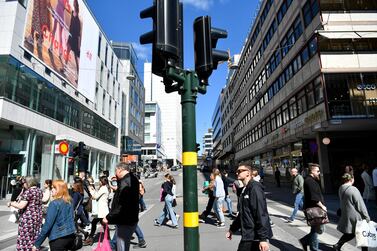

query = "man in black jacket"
[226, 163, 272, 251]
[103, 162, 139, 251]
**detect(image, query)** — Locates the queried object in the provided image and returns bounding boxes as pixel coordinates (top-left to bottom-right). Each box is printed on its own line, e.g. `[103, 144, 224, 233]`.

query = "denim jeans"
[301, 224, 324, 251]
[213, 196, 225, 223]
[134, 225, 144, 241]
[157, 194, 178, 226]
[289, 193, 303, 221]
[116, 224, 137, 251]
[111, 224, 144, 249]
[225, 195, 233, 215]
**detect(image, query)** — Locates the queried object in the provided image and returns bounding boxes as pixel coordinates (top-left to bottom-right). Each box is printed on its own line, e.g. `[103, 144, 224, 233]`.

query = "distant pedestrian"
[213, 169, 226, 228]
[32, 180, 76, 251]
[226, 164, 272, 251]
[222, 170, 234, 218]
[333, 173, 370, 251]
[299, 163, 326, 251]
[42, 179, 53, 216]
[83, 176, 110, 246]
[275, 167, 281, 187]
[286, 167, 304, 223]
[361, 164, 375, 202]
[139, 179, 147, 211]
[232, 178, 244, 214]
[199, 173, 216, 223]
[154, 173, 178, 228]
[372, 166, 377, 206]
[8, 176, 43, 251]
[103, 162, 140, 251]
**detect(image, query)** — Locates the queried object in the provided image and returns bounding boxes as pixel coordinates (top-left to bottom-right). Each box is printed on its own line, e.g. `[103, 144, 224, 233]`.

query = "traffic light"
[77, 141, 89, 172]
[140, 0, 183, 77]
[193, 16, 228, 84]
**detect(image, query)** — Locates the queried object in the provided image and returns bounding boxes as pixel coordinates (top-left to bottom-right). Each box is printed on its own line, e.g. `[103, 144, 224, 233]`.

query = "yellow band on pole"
[184, 212, 199, 227]
[183, 152, 197, 166]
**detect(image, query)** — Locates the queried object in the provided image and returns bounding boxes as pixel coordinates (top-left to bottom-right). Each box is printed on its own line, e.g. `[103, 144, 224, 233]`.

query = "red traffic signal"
[58, 141, 69, 155]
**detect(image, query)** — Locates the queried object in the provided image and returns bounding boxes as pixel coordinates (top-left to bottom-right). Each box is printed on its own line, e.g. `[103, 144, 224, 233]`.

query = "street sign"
[58, 141, 69, 155]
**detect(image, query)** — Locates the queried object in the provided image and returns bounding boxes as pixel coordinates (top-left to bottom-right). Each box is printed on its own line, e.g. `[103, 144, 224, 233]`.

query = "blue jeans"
[112, 224, 137, 251]
[301, 224, 324, 251]
[289, 193, 303, 221]
[111, 225, 144, 249]
[213, 196, 225, 223]
[225, 195, 233, 215]
[157, 194, 177, 226]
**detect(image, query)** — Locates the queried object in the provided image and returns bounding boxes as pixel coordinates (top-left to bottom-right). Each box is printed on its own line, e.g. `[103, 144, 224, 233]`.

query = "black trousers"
[337, 233, 368, 251]
[237, 241, 260, 251]
[49, 234, 75, 251]
[201, 195, 215, 218]
[89, 217, 109, 238]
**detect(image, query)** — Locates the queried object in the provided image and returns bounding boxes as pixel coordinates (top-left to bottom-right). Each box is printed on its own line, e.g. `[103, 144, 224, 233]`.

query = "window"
[297, 90, 307, 115]
[301, 47, 310, 64]
[266, 117, 271, 134]
[306, 83, 315, 108]
[276, 108, 282, 128]
[289, 97, 297, 119]
[314, 78, 324, 104]
[282, 103, 289, 124]
[105, 45, 108, 66]
[309, 37, 318, 57]
[271, 112, 277, 131]
[303, 2, 312, 27]
[98, 34, 102, 57]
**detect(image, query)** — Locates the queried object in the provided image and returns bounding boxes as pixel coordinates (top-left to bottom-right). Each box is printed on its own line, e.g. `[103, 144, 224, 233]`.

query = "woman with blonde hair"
[7, 176, 43, 250]
[32, 180, 76, 251]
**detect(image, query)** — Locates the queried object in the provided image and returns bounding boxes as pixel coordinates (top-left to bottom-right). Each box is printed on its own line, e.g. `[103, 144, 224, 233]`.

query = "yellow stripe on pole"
[183, 152, 197, 166]
[184, 212, 199, 227]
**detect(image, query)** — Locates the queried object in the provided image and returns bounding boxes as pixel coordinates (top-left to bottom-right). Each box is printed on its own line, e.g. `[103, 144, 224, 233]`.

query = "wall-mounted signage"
[357, 84, 376, 91]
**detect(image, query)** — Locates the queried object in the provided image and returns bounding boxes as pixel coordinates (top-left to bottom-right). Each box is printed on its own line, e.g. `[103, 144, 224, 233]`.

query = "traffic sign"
[58, 141, 69, 155]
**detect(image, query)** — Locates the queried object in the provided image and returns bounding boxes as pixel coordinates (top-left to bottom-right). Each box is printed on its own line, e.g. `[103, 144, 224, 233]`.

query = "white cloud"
[182, 0, 213, 10]
[131, 43, 150, 61]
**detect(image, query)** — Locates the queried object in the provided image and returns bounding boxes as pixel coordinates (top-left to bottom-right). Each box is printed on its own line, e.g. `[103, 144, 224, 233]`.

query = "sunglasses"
[236, 169, 249, 175]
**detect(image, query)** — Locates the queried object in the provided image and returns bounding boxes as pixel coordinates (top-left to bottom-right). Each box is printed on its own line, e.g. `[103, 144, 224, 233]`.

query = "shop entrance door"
[0, 154, 24, 199]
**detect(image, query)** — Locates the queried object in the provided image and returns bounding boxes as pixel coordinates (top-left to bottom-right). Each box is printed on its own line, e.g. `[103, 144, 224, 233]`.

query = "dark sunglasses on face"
[236, 169, 249, 175]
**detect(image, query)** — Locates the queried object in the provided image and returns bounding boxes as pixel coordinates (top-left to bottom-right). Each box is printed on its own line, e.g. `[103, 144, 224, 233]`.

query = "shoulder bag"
[305, 206, 329, 226]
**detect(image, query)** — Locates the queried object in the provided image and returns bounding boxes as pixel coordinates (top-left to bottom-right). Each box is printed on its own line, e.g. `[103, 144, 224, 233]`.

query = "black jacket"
[230, 180, 273, 242]
[107, 173, 139, 225]
[303, 175, 324, 209]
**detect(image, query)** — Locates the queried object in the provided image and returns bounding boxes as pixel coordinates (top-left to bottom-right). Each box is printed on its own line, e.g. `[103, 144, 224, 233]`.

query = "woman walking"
[83, 176, 110, 246]
[32, 180, 76, 251]
[42, 179, 53, 216]
[154, 174, 178, 228]
[7, 176, 43, 250]
[71, 181, 90, 233]
[333, 173, 370, 251]
[213, 168, 226, 228]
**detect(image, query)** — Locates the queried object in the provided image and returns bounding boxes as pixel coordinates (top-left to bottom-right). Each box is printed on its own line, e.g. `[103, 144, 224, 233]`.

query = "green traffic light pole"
[166, 66, 206, 251]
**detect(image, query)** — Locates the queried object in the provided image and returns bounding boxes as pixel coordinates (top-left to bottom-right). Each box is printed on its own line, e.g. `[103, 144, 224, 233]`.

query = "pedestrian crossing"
[267, 199, 361, 251]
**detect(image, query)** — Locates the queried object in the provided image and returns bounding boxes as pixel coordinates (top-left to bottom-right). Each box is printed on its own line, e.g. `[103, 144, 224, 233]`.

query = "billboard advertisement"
[23, 0, 99, 101]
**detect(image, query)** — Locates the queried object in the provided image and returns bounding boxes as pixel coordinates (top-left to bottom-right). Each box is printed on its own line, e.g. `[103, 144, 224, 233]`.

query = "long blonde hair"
[52, 180, 72, 204]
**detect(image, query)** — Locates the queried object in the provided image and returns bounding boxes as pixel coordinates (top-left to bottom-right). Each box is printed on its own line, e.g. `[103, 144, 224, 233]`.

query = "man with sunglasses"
[226, 163, 272, 251]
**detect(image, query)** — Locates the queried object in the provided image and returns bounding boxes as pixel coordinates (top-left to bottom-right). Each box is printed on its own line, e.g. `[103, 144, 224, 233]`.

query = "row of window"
[320, 0, 377, 12]
[236, 77, 324, 152]
[0, 56, 117, 145]
[277, 0, 293, 24]
[236, 36, 318, 134]
[235, 14, 304, 121]
[303, 0, 320, 27]
[319, 38, 377, 53]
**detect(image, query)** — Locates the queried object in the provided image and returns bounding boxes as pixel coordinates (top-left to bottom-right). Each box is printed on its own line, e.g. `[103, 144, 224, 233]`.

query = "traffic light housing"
[77, 141, 89, 172]
[193, 16, 228, 84]
[140, 0, 183, 77]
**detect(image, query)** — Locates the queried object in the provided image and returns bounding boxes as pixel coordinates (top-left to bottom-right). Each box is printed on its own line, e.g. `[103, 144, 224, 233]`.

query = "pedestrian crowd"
[7, 162, 148, 251]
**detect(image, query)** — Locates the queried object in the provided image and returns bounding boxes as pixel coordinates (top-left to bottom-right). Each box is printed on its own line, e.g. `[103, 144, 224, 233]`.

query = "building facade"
[212, 95, 222, 168]
[141, 101, 166, 168]
[228, 0, 377, 192]
[0, 0, 129, 197]
[143, 62, 182, 167]
[202, 128, 213, 168]
[112, 42, 145, 165]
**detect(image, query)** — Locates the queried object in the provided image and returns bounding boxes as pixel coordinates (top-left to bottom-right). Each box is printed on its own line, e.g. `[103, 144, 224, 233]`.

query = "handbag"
[71, 234, 83, 251]
[355, 220, 377, 248]
[8, 208, 19, 223]
[304, 206, 329, 226]
[93, 224, 111, 251]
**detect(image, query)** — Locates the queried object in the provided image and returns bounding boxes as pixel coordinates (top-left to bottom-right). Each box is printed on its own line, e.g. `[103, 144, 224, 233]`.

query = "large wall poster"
[23, 0, 99, 101]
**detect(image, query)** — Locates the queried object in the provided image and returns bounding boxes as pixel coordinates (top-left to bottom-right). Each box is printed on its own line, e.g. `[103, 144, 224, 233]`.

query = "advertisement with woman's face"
[23, 0, 98, 101]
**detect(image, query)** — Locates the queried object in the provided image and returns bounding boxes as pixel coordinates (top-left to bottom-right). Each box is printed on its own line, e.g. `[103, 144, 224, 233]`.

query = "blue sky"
[86, 0, 258, 145]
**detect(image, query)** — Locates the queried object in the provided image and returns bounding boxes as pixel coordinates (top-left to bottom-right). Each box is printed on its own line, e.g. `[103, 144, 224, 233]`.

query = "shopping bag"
[8, 208, 19, 223]
[93, 224, 111, 251]
[355, 220, 377, 248]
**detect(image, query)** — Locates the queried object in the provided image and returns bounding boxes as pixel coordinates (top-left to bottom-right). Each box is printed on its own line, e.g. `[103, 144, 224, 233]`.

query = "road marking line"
[139, 203, 155, 218]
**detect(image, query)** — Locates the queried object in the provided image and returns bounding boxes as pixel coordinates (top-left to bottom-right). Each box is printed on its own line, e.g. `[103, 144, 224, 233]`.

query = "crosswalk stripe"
[267, 202, 359, 250]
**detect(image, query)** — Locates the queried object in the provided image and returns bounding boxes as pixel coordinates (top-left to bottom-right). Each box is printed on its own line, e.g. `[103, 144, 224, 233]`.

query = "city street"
[1, 170, 376, 250]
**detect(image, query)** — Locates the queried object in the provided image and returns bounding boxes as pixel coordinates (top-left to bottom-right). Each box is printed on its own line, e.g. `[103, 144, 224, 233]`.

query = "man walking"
[286, 167, 304, 223]
[226, 163, 272, 251]
[103, 162, 139, 251]
[299, 163, 326, 251]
